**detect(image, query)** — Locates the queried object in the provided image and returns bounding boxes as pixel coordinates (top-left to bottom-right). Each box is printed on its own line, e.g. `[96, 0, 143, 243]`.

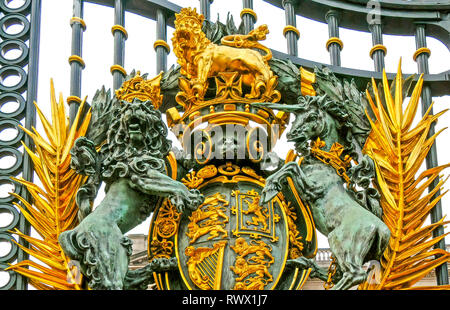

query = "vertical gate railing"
[111, 0, 126, 91]
[68, 0, 85, 123]
[154, 8, 169, 74]
[414, 23, 449, 285]
[369, 21, 386, 72]
[1, 0, 449, 289]
[325, 10, 341, 67]
[0, 0, 41, 290]
[282, 0, 299, 57]
[242, 0, 256, 34]
[199, 0, 211, 24]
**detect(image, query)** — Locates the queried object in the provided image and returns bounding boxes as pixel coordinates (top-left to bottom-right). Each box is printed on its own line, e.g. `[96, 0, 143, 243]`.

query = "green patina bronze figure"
[256, 90, 391, 290]
[9, 6, 449, 292]
[58, 98, 204, 289]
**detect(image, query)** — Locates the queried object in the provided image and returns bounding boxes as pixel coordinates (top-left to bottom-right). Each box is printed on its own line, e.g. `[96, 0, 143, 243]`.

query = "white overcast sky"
[29, 0, 450, 247]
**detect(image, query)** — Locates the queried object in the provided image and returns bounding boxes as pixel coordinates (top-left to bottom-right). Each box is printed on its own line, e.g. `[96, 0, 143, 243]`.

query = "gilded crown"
[114, 7, 317, 166]
[174, 7, 204, 27]
[167, 7, 293, 158]
[115, 71, 163, 109]
[165, 70, 289, 156]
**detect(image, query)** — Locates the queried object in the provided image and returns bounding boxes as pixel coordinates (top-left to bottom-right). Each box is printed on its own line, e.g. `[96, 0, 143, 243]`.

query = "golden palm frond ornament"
[360, 61, 450, 290]
[6, 80, 91, 290]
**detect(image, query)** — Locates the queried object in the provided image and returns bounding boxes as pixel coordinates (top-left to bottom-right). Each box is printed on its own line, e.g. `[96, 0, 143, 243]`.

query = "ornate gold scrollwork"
[217, 162, 241, 176]
[279, 199, 304, 259]
[241, 166, 265, 182]
[181, 165, 218, 189]
[181, 171, 204, 189]
[196, 165, 218, 179]
[182, 163, 269, 192]
[193, 130, 213, 165]
[310, 137, 353, 184]
[149, 199, 181, 259]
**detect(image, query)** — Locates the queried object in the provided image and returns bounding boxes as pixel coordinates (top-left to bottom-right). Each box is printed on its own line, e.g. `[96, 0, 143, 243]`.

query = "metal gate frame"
[0, 0, 448, 289]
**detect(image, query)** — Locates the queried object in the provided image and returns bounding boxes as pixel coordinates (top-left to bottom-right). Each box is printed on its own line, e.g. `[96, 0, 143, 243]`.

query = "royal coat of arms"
[6, 6, 450, 292]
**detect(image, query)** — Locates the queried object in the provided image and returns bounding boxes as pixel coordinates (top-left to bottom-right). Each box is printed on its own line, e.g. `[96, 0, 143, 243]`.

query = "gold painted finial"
[174, 7, 205, 28]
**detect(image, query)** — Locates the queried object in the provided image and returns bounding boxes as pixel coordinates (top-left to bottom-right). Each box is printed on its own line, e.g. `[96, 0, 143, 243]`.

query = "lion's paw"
[185, 189, 204, 211]
[169, 189, 204, 215]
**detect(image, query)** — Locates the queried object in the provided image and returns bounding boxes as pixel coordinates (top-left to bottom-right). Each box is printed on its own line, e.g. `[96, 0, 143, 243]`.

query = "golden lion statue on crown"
[172, 7, 276, 100]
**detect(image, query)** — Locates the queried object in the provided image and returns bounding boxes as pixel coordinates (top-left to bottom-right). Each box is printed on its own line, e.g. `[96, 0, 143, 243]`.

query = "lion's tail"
[220, 36, 272, 61]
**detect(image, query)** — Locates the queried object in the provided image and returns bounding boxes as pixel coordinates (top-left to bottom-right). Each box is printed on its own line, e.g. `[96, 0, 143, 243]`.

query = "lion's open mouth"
[175, 30, 191, 47]
[177, 30, 190, 40]
[128, 116, 142, 135]
[126, 114, 147, 149]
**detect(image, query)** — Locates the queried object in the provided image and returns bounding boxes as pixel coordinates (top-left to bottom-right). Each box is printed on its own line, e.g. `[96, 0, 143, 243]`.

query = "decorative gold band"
[68, 55, 85, 69]
[110, 64, 127, 76]
[326, 37, 343, 51]
[370, 44, 387, 59]
[240, 8, 257, 22]
[283, 25, 300, 38]
[67, 95, 82, 105]
[413, 47, 431, 61]
[153, 40, 171, 53]
[300, 67, 316, 97]
[70, 17, 86, 31]
[111, 25, 128, 40]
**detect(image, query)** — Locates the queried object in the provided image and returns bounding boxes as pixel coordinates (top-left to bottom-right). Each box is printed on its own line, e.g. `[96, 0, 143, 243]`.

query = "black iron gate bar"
[68, 0, 84, 124]
[0, 0, 41, 290]
[415, 23, 448, 285]
[1, 0, 449, 290]
[112, 0, 127, 91]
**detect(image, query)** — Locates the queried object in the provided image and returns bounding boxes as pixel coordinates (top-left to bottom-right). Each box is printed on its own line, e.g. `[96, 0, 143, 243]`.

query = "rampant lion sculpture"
[59, 99, 204, 289]
[172, 7, 275, 99]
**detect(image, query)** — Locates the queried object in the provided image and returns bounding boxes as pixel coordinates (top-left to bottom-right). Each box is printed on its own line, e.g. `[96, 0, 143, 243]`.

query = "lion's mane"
[99, 99, 172, 186]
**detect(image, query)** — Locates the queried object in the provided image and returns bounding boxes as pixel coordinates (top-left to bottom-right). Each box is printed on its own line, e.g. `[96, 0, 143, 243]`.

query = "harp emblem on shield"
[184, 241, 228, 290]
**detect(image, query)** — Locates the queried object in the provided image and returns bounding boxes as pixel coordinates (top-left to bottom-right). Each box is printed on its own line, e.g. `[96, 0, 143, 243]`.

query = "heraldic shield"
[148, 162, 317, 290]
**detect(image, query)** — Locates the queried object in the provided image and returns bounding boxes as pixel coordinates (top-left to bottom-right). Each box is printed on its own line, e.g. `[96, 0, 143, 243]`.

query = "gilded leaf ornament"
[360, 61, 450, 290]
[6, 80, 91, 290]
